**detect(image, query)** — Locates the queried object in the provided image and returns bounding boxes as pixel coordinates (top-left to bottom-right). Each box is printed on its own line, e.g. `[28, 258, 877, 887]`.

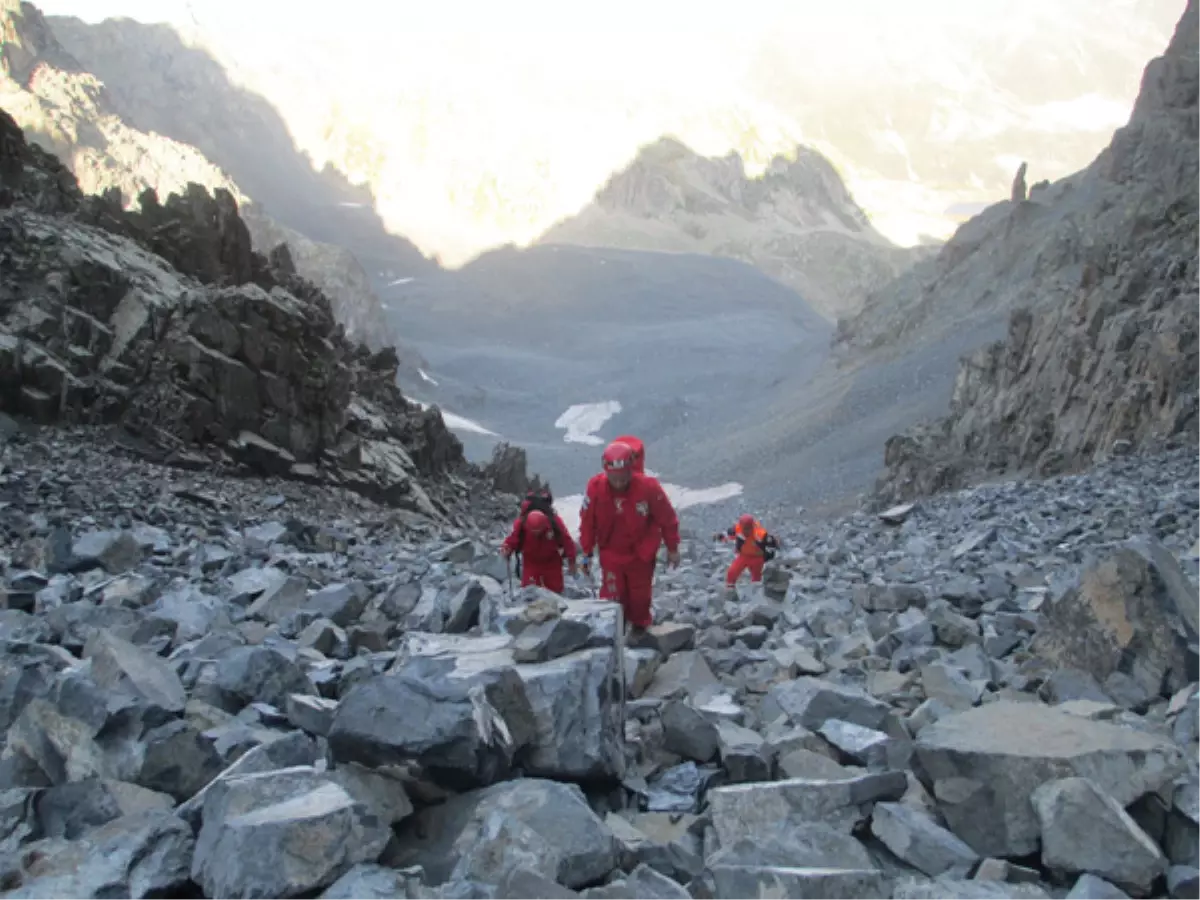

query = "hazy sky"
[36, 0, 1180, 37]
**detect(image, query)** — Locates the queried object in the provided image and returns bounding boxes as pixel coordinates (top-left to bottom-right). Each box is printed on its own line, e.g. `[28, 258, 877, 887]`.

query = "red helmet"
[613, 435, 645, 474]
[525, 510, 550, 534]
[738, 514, 756, 533]
[602, 441, 634, 471]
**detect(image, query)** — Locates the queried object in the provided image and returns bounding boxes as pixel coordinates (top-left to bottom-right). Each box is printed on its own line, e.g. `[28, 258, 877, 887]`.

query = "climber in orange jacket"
[579, 441, 681, 633]
[715, 514, 780, 588]
[501, 505, 577, 594]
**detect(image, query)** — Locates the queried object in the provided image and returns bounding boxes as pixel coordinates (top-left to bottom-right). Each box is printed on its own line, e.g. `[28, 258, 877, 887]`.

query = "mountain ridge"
[538, 136, 928, 321]
[0, 0, 409, 348]
[869, 0, 1198, 505]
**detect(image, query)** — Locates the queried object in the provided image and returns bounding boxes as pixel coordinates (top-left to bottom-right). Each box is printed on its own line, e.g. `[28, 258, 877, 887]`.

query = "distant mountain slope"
[0, 0, 402, 347]
[380, 243, 833, 495]
[537, 138, 926, 321]
[871, 0, 1198, 505]
[45, 10, 436, 275]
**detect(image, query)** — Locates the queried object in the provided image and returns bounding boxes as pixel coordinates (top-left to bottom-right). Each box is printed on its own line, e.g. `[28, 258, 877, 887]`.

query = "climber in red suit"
[578, 440, 681, 633]
[612, 434, 665, 565]
[501, 508, 577, 594]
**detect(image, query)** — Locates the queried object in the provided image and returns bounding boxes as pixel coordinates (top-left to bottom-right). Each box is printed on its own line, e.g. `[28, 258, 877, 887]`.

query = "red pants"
[726, 555, 764, 586]
[522, 563, 564, 594]
[600, 560, 654, 628]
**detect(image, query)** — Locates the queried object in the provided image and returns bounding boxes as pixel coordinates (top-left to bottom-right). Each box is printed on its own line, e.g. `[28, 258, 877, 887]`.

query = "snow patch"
[418, 368, 439, 386]
[412, 400, 498, 436]
[555, 401, 622, 445]
[555, 480, 744, 538]
[388, 277, 414, 286]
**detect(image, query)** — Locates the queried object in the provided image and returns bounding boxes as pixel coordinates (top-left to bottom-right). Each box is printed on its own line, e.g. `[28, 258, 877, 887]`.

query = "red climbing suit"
[612, 434, 665, 561]
[579, 470, 680, 628]
[502, 511, 576, 594]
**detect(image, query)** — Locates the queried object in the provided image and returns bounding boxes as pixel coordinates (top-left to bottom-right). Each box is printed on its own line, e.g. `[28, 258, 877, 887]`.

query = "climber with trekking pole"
[500, 486, 577, 595]
[578, 440, 681, 638]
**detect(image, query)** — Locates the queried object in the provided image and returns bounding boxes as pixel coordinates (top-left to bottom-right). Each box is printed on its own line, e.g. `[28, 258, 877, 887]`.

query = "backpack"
[732, 527, 779, 562]
[514, 487, 562, 576]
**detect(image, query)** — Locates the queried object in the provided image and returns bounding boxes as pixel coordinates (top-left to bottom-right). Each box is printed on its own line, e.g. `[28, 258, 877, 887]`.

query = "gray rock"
[1167, 865, 1200, 899]
[83, 629, 186, 715]
[1032, 776, 1167, 894]
[287, 693, 339, 736]
[707, 865, 889, 899]
[308, 581, 370, 627]
[707, 827, 875, 870]
[209, 645, 317, 712]
[400, 628, 626, 781]
[913, 701, 1185, 857]
[70, 530, 143, 574]
[892, 876, 1050, 898]
[760, 676, 892, 732]
[329, 652, 536, 786]
[707, 771, 907, 846]
[512, 617, 592, 663]
[392, 778, 620, 890]
[191, 766, 391, 899]
[1066, 874, 1132, 899]
[321, 863, 426, 899]
[34, 778, 174, 840]
[1032, 547, 1195, 700]
[714, 720, 770, 783]
[870, 801, 979, 877]
[820, 718, 912, 770]
[136, 719, 226, 801]
[328, 762, 414, 826]
[661, 701, 719, 762]
[0, 810, 194, 898]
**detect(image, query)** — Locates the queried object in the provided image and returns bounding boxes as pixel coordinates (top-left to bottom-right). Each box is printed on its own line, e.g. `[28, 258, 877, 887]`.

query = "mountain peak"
[0, 0, 83, 85]
[540, 136, 921, 320]
[591, 138, 874, 236]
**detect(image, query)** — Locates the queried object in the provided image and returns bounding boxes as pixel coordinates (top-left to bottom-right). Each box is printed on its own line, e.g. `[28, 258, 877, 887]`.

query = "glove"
[579, 555, 592, 576]
[667, 549, 681, 569]
[500, 546, 513, 559]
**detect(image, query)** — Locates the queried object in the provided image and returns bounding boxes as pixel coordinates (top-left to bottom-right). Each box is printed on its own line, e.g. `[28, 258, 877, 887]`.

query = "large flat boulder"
[913, 701, 1185, 857]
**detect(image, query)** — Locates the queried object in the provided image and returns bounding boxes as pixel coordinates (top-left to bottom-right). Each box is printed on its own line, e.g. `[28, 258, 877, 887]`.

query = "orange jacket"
[720, 520, 779, 558]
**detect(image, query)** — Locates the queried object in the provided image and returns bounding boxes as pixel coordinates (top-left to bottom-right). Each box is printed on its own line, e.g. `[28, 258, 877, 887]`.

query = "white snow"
[554, 401, 622, 446]
[337, 202, 367, 208]
[412, 401, 498, 436]
[388, 277, 414, 286]
[554, 480, 744, 538]
[418, 368, 439, 386]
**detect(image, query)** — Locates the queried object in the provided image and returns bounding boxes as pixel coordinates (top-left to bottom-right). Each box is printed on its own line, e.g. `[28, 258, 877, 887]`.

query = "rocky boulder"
[868, 0, 1199, 506]
[0, 106, 469, 514]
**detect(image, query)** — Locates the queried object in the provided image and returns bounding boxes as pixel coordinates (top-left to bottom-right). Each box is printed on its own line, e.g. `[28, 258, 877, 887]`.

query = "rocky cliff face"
[0, 0, 396, 349]
[540, 138, 924, 320]
[870, 0, 1198, 507]
[0, 105, 494, 520]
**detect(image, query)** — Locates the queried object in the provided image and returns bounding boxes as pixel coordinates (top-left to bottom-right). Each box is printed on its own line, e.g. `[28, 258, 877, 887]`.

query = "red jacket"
[611, 435, 666, 555]
[502, 513, 576, 566]
[579, 472, 680, 568]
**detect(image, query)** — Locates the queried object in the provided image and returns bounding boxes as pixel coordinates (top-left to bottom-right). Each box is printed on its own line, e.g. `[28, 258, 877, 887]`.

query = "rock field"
[0, 419, 1195, 899]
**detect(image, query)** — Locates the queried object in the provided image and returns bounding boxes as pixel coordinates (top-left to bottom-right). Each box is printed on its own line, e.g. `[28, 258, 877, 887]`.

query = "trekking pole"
[506, 555, 513, 598]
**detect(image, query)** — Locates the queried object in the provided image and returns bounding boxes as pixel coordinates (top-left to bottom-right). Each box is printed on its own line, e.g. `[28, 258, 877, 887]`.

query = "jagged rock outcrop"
[539, 137, 925, 320]
[0, 0, 396, 349]
[868, 0, 1198, 507]
[0, 105, 466, 513]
